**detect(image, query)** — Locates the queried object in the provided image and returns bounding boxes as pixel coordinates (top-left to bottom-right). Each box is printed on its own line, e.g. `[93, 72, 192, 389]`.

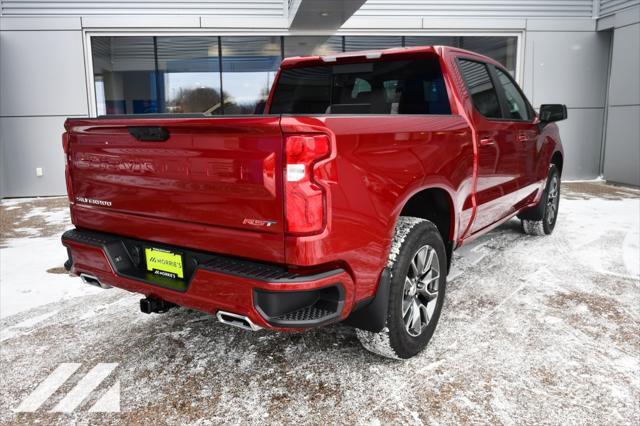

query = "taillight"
[284, 134, 330, 234]
[62, 132, 74, 202]
[62, 131, 70, 154]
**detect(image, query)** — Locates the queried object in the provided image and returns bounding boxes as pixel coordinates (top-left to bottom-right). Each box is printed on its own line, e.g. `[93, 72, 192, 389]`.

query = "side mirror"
[539, 104, 567, 123]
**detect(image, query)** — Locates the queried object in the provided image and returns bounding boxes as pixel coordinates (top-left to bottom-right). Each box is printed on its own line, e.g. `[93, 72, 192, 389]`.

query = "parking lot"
[1, 182, 638, 425]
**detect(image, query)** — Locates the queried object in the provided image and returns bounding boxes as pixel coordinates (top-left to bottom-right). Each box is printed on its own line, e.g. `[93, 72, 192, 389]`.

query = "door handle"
[480, 137, 496, 146]
[517, 134, 530, 142]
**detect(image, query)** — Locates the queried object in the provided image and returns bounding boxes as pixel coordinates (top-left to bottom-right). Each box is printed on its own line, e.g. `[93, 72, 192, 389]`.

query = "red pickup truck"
[61, 46, 566, 359]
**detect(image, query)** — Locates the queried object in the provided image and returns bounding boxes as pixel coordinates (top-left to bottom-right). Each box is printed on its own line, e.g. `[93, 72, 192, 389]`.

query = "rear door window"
[457, 59, 502, 119]
[269, 57, 451, 115]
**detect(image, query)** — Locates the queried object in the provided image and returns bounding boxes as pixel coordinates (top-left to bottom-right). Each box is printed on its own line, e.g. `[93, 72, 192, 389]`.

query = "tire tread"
[356, 216, 445, 359]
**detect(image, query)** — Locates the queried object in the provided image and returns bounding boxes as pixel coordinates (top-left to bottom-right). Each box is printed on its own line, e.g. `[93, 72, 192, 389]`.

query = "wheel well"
[399, 188, 453, 271]
[551, 152, 563, 176]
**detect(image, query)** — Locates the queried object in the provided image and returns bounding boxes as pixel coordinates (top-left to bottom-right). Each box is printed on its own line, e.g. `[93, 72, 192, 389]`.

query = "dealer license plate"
[145, 247, 184, 280]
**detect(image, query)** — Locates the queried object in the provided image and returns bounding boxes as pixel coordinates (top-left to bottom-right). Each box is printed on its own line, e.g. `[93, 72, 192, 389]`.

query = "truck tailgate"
[65, 116, 285, 263]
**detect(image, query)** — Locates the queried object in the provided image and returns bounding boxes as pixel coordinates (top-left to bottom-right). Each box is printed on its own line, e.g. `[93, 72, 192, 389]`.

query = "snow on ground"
[0, 197, 101, 318]
[0, 183, 639, 425]
[0, 236, 102, 318]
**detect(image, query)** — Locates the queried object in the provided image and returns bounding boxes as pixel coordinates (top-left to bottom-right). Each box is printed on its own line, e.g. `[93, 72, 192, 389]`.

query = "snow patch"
[0, 236, 101, 318]
[0, 310, 59, 342]
[12, 227, 41, 236]
[0, 196, 65, 206]
[22, 206, 70, 226]
[623, 228, 640, 277]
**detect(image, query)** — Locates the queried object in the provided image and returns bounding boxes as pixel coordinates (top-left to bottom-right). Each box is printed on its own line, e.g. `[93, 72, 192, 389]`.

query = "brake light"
[62, 131, 70, 154]
[62, 132, 74, 202]
[284, 134, 330, 234]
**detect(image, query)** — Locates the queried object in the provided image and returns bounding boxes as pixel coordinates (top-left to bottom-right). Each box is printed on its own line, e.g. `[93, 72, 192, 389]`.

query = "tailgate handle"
[128, 126, 170, 142]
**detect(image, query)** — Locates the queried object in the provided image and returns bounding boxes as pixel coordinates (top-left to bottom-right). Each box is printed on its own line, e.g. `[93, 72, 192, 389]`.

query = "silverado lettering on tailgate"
[75, 196, 112, 207]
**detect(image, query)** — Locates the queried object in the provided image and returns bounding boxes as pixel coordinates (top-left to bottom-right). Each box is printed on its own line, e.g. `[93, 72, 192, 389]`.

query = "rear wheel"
[356, 217, 447, 359]
[520, 164, 560, 236]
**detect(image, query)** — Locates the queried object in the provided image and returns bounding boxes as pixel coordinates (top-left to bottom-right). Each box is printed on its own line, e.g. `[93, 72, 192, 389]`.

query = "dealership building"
[1, 0, 638, 198]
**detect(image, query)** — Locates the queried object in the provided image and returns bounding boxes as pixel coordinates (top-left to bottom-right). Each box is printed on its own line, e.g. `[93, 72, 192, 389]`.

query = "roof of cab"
[280, 45, 439, 69]
[279, 45, 501, 69]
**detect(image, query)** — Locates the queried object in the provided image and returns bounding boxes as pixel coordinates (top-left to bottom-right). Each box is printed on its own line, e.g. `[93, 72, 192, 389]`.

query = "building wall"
[523, 24, 611, 180]
[0, 19, 89, 197]
[353, 0, 595, 17]
[0, 0, 287, 16]
[10, 0, 631, 18]
[0, 1, 638, 197]
[600, 0, 640, 16]
[602, 6, 640, 186]
[0, 41, 4, 199]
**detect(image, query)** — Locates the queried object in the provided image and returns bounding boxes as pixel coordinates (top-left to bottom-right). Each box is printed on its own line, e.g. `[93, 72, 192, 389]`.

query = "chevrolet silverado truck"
[61, 46, 566, 359]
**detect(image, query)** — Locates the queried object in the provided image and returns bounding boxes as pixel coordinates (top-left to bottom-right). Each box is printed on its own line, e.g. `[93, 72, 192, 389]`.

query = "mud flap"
[344, 268, 391, 333]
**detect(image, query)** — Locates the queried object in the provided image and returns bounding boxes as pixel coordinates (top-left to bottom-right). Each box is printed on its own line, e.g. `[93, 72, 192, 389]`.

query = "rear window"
[269, 58, 451, 115]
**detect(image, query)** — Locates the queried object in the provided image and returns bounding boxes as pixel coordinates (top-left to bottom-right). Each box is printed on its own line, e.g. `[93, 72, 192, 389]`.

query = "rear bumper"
[62, 228, 355, 330]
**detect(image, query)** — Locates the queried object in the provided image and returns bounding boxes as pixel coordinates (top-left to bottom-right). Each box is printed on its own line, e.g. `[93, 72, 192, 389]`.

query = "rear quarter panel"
[281, 115, 473, 300]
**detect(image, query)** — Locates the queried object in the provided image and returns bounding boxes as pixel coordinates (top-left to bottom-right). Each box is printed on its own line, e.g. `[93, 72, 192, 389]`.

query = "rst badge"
[243, 218, 278, 227]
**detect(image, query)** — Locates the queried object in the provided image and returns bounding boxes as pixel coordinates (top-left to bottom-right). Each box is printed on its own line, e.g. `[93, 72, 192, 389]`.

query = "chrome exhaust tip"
[216, 311, 261, 331]
[79, 273, 111, 289]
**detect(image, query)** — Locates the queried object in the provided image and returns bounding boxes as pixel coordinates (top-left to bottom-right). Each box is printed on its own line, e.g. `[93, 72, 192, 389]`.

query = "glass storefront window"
[405, 36, 518, 75]
[284, 36, 343, 57]
[92, 36, 157, 115]
[220, 36, 281, 114]
[157, 37, 221, 114]
[459, 36, 518, 75]
[91, 35, 519, 116]
[344, 36, 403, 52]
[92, 36, 221, 115]
[404, 36, 460, 48]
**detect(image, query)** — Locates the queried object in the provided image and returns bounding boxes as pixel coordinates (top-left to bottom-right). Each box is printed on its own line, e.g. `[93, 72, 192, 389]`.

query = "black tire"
[356, 217, 447, 359]
[520, 164, 561, 236]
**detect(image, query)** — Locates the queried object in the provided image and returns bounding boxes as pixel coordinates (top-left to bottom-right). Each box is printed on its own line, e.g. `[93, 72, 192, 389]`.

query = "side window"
[351, 78, 371, 99]
[457, 59, 502, 119]
[495, 68, 531, 121]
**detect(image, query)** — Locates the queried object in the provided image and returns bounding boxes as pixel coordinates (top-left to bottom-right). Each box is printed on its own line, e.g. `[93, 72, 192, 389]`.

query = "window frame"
[488, 64, 536, 123]
[456, 56, 536, 123]
[455, 57, 505, 121]
[84, 31, 523, 118]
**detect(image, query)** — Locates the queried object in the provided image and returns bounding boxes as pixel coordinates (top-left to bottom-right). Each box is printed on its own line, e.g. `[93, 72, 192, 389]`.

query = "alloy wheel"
[546, 175, 559, 225]
[402, 244, 440, 337]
